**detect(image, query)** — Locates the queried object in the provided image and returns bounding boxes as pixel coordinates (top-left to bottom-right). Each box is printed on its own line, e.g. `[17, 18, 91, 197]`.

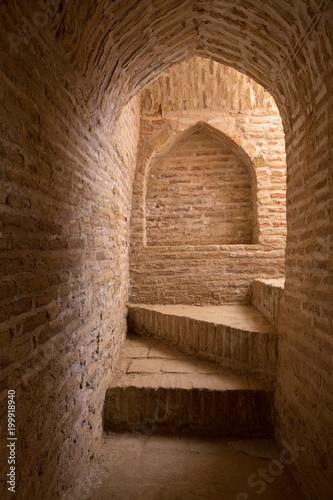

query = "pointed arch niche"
[144, 122, 257, 246]
[129, 58, 286, 304]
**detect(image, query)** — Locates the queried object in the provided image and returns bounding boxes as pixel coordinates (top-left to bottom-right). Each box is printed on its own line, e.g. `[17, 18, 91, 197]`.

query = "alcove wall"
[146, 125, 254, 246]
[130, 58, 287, 305]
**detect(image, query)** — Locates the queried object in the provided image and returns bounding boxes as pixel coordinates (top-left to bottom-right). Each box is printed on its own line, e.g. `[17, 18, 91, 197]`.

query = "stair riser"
[104, 387, 274, 438]
[128, 307, 277, 374]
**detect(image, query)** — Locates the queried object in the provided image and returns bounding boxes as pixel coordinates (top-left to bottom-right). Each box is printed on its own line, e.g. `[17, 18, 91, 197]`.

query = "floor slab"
[80, 432, 305, 500]
[113, 335, 275, 386]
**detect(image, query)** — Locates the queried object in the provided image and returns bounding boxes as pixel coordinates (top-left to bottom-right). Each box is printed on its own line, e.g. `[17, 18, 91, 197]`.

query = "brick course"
[146, 127, 253, 246]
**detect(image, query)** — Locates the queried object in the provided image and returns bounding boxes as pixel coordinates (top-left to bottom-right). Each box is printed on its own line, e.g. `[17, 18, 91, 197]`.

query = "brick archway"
[1, 2, 331, 498]
[130, 85, 286, 304]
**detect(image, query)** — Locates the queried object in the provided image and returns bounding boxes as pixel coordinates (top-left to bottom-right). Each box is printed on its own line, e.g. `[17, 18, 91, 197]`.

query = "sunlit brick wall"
[130, 58, 286, 305]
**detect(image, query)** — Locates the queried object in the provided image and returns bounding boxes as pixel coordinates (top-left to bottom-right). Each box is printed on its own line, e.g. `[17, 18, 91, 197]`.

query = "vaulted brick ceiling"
[45, 0, 331, 126]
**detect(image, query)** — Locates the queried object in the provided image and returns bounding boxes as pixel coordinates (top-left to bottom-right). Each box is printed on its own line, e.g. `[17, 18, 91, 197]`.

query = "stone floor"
[111, 334, 275, 388]
[81, 432, 305, 500]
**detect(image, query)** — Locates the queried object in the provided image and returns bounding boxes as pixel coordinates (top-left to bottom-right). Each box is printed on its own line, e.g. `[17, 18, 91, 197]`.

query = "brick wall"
[251, 279, 285, 328]
[0, 4, 140, 498]
[48, 2, 333, 493]
[146, 127, 253, 246]
[130, 57, 287, 304]
[274, 26, 333, 497]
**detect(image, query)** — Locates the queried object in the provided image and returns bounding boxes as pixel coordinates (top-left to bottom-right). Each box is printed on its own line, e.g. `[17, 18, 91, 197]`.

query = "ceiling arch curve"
[49, 0, 332, 129]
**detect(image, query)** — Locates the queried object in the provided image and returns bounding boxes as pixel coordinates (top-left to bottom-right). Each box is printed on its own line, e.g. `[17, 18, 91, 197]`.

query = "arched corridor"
[0, 1, 332, 499]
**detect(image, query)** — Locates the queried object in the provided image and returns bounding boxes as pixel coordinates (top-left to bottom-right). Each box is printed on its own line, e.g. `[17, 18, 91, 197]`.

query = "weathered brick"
[0, 329, 12, 349]
[0, 280, 16, 299]
[10, 297, 32, 316]
[35, 289, 58, 308]
[96, 250, 114, 260]
[0, 297, 32, 323]
[21, 312, 48, 334]
[38, 319, 63, 345]
[18, 276, 50, 294]
[146, 126, 253, 246]
[1, 212, 37, 232]
[5, 193, 31, 209]
[38, 220, 62, 234]
[0, 255, 36, 275]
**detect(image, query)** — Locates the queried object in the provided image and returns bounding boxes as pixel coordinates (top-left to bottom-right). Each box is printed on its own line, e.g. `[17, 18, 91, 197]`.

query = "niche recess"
[129, 58, 286, 305]
[144, 123, 257, 247]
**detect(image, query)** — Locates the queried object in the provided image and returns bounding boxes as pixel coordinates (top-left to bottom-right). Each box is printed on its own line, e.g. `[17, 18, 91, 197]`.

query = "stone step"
[104, 335, 275, 438]
[128, 304, 277, 375]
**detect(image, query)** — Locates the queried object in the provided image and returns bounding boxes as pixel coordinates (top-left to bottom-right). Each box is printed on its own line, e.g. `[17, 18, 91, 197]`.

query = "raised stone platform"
[104, 335, 275, 437]
[127, 304, 277, 375]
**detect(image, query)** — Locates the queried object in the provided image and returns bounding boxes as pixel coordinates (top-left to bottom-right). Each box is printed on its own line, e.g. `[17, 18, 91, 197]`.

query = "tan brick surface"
[0, 1, 331, 499]
[130, 58, 286, 304]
